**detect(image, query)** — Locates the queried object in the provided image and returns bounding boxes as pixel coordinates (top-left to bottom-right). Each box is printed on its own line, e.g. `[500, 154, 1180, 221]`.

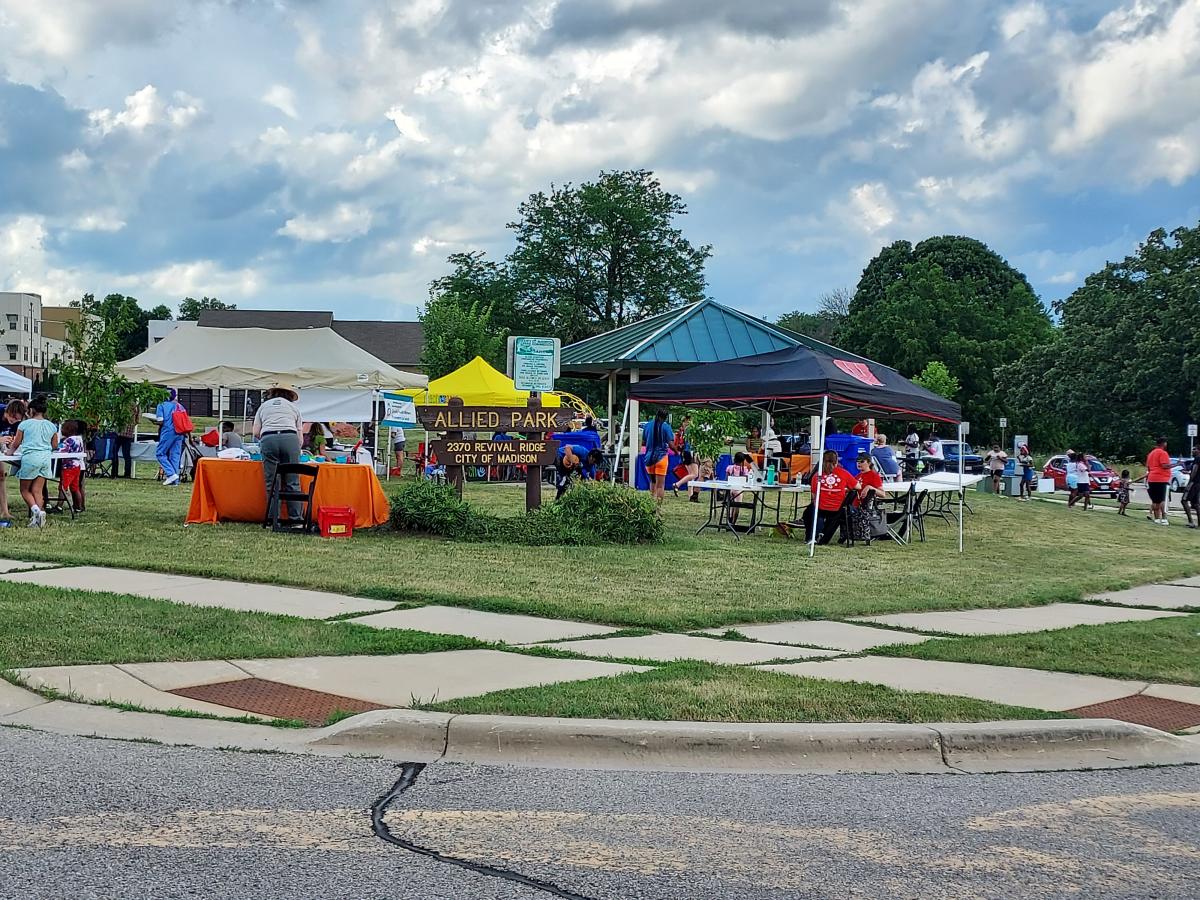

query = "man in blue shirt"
[642, 410, 674, 501]
[555, 443, 603, 499]
[870, 433, 900, 479]
[155, 389, 186, 485]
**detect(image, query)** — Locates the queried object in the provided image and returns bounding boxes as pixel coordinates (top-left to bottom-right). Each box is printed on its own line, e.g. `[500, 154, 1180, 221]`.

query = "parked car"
[1170, 457, 1193, 493]
[1042, 454, 1120, 496]
[938, 440, 985, 474]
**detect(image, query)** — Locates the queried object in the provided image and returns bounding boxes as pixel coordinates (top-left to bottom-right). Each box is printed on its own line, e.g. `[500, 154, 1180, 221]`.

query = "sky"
[1, 0, 1198, 324]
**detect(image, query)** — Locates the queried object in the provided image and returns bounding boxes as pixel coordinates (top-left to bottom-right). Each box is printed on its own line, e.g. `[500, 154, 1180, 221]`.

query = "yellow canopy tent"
[405, 356, 563, 408]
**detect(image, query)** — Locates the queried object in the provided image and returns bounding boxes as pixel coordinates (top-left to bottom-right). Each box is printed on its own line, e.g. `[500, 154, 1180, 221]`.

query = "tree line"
[425, 170, 1197, 457]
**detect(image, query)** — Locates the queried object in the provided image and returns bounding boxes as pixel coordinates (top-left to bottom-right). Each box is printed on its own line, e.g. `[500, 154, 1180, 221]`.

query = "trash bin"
[1004, 474, 1023, 496]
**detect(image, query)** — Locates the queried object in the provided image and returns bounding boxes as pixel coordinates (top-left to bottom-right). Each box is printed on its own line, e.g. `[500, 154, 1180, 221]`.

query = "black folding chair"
[264, 463, 320, 534]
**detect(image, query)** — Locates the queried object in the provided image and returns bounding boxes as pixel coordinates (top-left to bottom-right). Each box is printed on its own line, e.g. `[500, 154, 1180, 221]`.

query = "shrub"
[389, 479, 663, 546]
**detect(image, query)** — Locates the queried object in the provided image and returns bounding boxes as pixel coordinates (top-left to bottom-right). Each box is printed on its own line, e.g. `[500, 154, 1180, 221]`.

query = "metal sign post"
[958, 421, 969, 554]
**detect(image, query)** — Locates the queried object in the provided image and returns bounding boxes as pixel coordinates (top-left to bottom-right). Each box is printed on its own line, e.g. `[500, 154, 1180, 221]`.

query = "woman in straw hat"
[253, 382, 304, 522]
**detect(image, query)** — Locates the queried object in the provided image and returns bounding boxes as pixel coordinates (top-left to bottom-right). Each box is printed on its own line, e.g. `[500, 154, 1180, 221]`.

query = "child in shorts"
[1116, 469, 1131, 516]
[59, 419, 85, 512]
[9, 395, 58, 528]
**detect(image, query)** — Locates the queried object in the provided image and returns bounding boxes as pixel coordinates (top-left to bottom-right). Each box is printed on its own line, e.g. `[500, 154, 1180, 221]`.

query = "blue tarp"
[634, 453, 732, 490]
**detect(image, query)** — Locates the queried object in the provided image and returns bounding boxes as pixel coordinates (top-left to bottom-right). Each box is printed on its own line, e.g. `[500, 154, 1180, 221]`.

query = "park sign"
[417, 405, 574, 433]
[430, 438, 560, 467]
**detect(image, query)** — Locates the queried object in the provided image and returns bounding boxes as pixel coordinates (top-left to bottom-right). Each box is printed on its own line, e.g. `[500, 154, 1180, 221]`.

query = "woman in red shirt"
[1146, 436, 1173, 525]
[803, 450, 857, 544]
[853, 454, 884, 506]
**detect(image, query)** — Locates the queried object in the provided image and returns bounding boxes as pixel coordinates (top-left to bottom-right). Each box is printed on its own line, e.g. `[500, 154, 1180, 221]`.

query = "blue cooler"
[823, 434, 874, 472]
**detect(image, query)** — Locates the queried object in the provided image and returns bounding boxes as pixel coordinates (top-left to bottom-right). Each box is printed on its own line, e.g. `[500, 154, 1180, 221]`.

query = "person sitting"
[853, 454, 885, 506]
[870, 433, 900, 480]
[724, 451, 754, 524]
[802, 450, 857, 545]
[220, 421, 244, 451]
[745, 426, 763, 454]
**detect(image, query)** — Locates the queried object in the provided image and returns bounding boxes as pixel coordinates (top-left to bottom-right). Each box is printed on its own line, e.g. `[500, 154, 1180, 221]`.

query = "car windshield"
[1088, 458, 1107, 471]
[943, 442, 974, 454]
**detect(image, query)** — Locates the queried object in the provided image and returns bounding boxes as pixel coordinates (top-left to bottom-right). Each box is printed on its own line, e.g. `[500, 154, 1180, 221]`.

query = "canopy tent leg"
[606, 371, 615, 449]
[958, 420, 965, 554]
[808, 394, 828, 558]
[628, 368, 640, 487]
[373, 390, 380, 476]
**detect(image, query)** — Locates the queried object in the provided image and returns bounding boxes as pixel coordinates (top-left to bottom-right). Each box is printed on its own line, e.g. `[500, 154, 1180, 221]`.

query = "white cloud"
[1046, 270, 1077, 284]
[262, 84, 299, 120]
[278, 203, 374, 243]
[999, 2, 1049, 40]
[0, 215, 87, 305]
[59, 150, 91, 171]
[385, 106, 430, 143]
[848, 182, 897, 233]
[88, 85, 204, 136]
[131, 259, 262, 298]
[73, 210, 126, 233]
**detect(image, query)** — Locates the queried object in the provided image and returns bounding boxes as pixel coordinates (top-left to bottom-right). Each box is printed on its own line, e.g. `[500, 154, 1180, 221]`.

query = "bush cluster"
[389, 479, 663, 546]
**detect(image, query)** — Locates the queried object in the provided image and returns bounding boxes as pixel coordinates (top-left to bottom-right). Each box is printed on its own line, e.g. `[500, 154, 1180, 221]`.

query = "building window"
[5, 315, 15, 331]
[33, 320, 38, 334]
[32, 348, 38, 364]
[5, 345, 15, 361]
[23, 346, 29, 361]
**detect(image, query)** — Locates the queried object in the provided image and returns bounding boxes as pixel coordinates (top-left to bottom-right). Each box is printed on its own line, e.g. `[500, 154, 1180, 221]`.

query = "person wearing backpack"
[154, 388, 191, 485]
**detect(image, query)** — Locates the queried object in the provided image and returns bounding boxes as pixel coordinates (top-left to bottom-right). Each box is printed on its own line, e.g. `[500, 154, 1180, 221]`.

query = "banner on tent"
[380, 392, 417, 427]
[298, 388, 375, 422]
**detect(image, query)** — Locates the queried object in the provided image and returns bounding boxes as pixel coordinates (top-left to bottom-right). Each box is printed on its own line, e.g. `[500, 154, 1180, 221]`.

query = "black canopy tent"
[629, 345, 966, 555]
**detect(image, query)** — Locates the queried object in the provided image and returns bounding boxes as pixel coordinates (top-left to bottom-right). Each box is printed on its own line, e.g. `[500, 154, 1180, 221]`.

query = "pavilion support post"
[808, 395, 829, 559]
[628, 368, 640, 488]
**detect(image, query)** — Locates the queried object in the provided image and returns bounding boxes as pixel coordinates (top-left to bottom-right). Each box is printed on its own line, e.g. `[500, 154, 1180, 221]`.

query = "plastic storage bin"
[317, 506, 355, 538]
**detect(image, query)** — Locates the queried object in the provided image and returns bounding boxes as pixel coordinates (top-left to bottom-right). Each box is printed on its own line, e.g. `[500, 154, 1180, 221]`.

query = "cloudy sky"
[1, 0, 1198, 323]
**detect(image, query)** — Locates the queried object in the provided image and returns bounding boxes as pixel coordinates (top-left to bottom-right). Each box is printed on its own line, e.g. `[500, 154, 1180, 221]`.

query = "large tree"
[840, 236, 1052, 433]
[999, 222, 1200, 457]
[429, 251, 527, 335]
[179, 295, 235, 320]
[506, 169, 711, 344]
[776, 288, 852, 345]
[418, 295, 507, 380]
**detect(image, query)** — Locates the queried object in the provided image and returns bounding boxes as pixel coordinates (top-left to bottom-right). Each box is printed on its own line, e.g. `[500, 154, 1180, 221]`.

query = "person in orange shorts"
[58, 419, 86, 512]
[642, 409, 674, 502]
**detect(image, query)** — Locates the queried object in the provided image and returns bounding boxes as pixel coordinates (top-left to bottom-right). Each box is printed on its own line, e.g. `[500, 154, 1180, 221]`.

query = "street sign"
[380, 392, 417, 427]
[417, 404, 574, 433]
[1189, 424, 1198, 438]
[430, 438, 560, 467]
[508, 336, 560, 392]
[999, 417, 1008, 429]
[959, 421, 970, 436]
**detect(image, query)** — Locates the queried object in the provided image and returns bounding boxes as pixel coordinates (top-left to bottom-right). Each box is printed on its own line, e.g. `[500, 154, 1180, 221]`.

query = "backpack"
[171, 404, 194, 434]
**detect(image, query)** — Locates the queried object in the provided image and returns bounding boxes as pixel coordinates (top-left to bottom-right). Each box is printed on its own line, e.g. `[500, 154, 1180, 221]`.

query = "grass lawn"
[0, 581, 479, 669]
[0, 476, 1196, 631]
[424, 660, 1063, 723]
[874, 614, 1200, 687]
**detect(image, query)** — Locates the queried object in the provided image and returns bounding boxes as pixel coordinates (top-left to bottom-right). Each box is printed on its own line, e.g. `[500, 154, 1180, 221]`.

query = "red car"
[1042, 454, 1120, 496]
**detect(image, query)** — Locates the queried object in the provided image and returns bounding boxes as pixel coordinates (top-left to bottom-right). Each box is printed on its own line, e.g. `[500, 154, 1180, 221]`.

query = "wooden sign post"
[418, 397, 573, 510]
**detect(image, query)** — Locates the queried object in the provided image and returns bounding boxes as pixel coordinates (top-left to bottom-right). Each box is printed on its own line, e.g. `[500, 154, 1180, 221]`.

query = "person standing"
[8, 395, 58, 528]
[985, 444, 1008, 494]
[1017, 444, 1035, 500]
[924, 432, 945, 473]
[1182, 447, 1200, 528]
[111, 402, 138, 479]
[390, 426, 406, 472]
[1075, 452, 1093, 510]
[0, 399, 28, 526]
[1146, 436, 1173, 525]
[154, 389, 186, 486]
[253, 383, 304, 522]
[851, 419, 869, 437]
[642, 409, 674, 502]
[1116, 469, 1132, 516]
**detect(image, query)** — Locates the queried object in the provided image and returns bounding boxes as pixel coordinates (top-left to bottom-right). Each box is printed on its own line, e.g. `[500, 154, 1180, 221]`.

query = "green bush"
[389, 479, 663, 546]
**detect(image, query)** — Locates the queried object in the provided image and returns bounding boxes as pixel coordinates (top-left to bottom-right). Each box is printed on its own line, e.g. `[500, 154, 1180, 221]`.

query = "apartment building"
[0, 291, 44, 381]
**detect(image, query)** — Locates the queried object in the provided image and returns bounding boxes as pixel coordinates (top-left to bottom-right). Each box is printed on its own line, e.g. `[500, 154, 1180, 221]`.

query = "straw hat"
[269, 381, 299, 401]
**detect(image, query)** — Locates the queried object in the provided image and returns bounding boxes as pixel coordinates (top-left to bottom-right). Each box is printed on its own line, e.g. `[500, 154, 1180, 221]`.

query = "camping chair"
[87, 433, 115, 479]
[412, 441, 427, 478]
[264, 463, 320, 534]
[879, 484, 917, 545]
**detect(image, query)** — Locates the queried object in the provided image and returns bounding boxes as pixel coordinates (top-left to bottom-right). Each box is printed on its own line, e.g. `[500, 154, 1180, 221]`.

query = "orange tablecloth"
[185, 458, 390, 528]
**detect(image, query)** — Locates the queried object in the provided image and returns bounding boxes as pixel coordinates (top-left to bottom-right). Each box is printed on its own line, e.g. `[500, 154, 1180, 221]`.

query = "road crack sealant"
[370, 762, 596, 900]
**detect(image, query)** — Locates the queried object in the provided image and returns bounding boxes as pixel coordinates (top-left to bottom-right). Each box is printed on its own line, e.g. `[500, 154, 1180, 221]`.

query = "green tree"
[418, 295, 506, 380]
[776, 288, 852, 345]
[999, 222, 1200, 457]
[51, 294, 165, 432]
[840, 236, 1052, 433]
[429, 252, 526, 334]
[506, 169, 711, 344]
[912, 360, 960, 399]
[178, 296, 235, 320]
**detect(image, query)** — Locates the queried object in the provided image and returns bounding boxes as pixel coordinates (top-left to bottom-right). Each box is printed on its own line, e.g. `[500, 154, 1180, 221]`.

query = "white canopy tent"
[117, 325, 427, 421]
[0, 367, 33, 397]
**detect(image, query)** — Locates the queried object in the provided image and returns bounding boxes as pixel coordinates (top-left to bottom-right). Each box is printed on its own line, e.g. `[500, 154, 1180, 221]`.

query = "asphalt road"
[1, 726, 1197, 899]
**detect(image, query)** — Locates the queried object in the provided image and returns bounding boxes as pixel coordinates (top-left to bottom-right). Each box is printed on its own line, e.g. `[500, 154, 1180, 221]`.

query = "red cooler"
[317, 506, 355, 538]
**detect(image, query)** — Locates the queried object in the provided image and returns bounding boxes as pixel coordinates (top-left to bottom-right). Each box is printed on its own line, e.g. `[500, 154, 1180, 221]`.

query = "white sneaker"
[163, 474, 180, 486]
[36, 509, 46, 528]
[1159, 518, 1170, 526]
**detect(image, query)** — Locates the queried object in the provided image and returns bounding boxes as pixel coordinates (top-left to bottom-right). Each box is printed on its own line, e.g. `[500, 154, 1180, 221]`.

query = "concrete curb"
[3, 678, 1198, 773]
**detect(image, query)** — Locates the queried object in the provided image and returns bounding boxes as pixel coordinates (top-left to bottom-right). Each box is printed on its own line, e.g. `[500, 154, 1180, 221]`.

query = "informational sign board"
[417, 405, 574, 433]
[959, 421, 970, 436]
[1189, 424, 1198, 438]
[1014, 434, 1029, 458]
[999, 417, 1008, 429]
[508, 336, 560, 392]
[430, 438, 560, 467]
[380, 392, 417, 427]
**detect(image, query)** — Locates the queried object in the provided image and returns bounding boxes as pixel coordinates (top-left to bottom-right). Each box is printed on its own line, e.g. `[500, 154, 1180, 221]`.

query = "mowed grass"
[875, 614, 1200, 687]
[424, 660, 1063, 723]
[0, 581, 479, 669]
[1, 476, 1196, 631]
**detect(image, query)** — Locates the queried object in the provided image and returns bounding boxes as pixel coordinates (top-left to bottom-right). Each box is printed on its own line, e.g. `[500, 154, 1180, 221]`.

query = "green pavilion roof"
[560, 298, 865, 376]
